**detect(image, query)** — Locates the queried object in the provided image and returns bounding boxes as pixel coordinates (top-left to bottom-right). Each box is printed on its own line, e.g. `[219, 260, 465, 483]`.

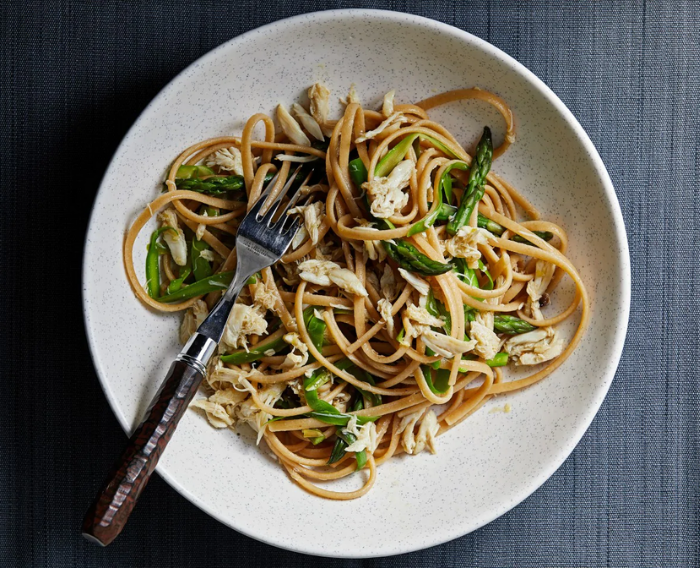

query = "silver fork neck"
[176, 266, 255, 371]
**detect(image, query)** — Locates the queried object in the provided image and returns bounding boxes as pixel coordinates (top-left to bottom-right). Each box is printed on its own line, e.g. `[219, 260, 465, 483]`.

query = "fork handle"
[81, 359, 204, 546]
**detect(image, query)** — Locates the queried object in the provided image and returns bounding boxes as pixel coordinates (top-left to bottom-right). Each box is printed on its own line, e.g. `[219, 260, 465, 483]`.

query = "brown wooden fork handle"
[82, 360, 204, 546]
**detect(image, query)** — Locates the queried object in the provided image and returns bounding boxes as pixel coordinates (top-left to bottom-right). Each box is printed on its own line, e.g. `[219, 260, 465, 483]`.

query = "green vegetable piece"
[478, 259, 494, 290]
[493, 315, 536, 335]
[346, 366, 382, 407]
[157, 271, 232, 302]
[477, 214, 505, 235]
[146, 226, 176, 299]
[302, 429, 325, 445]
[331, 358, 356, 372]
[511, 231, 554, 246]
[191, 236, 213, 282]
[375, 133, 456, 178]
[375, 134, 417, 178]
[447, 127, 493, 235]
[425, 290, 439, 318]
[350, 397, 364, 413]
[354, 449, 368, 471]
[442, 172, 453, 204]
[304, 368, 332, 392]
[421, 366, 451, 394]
[407, 162, 471, 237]
[406, 176, 442, 237]
[171, 172, 273, 196]
[348, 157, 369, 190]
[335, 430, 367, 471]
[388, 240, 453, 276]
[220, 335, 287, 365]
[435, 298, 452, 335]
[304, 376, 377, 427]
[175, 164, 215, 179]
[303, 306, 327, 353]
[328, 435, 348, 464]
[436, 203, 456, 221]
[148, 241, 169, 255]
[455, 260, 480, 288]
[486, 352, 509, 367]
[166, 266, 191, 295]
[412, 136, 422, 159]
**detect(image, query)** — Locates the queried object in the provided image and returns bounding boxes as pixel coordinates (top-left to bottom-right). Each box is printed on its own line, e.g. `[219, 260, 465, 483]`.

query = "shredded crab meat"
[291, 224, 309, 250]
[504, 327, 565, 366]
[443, 226, 494, 269]
[469, 319, 501, 361]
[340, 83, 360, 105]
[344, 416, 379, 454]
[526, 259, 556, 301]
[524, 298, 544, 321]
[397, 409, 439, 455]
[179, 299, 209, 344]
[236, 380, 286, 444]
[355, 112, 405, 143]
[382, 90, 395, 117]
[377, 298, 394, 336]
[289, 202, 325, 245]
[158, 208, 187, 266]
[275, 154, 317, 163]
[209, 387, 248, 407]
[403, 303, 445, 342]
[195, 210, 208, 240]
[276, 103, 311, 146]
[362, 160, 414, 218]
[199, 248, 216, 262]
[291, 102, 324, 141]
[252, 278, 277, 312]
[308, 82, 334, 137]
[205, 146, 243, 175]
[398, 268, 430, 296]
[222, 304, 268, 350]
[421, 330, 476, 358]
[297, 259, 368, 297]
[281, 332, 309, 370]
[207, 359, 256, 390]
[190, 400, 232, 429]
[414, 410, 439, 454]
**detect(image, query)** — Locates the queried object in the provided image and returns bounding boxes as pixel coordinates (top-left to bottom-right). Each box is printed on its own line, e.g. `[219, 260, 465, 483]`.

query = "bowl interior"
[83, 10, 629, 557]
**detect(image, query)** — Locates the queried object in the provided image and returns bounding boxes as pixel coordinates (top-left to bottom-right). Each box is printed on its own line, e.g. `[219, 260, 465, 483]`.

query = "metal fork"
[82, 167, 311, 546]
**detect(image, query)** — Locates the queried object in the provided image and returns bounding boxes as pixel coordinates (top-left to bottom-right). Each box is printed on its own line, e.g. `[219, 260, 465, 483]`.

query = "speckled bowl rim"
[83, 9, 631, 557]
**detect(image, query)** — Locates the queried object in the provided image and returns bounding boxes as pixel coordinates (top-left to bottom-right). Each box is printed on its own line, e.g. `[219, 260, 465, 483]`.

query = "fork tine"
[261, 166, 303, 225]
[272, 170, 314, 232]
[283, 216, 303, 237]
[247, 171, 280, 219]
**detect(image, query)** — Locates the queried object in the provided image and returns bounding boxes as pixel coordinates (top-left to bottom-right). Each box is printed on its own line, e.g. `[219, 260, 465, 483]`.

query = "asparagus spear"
[511, 231, 554, 246]
[384, 239, 453, 276]
[447, 127, 493, 235]
[493, 315, 536, 335]
[170, 174, 249, 196]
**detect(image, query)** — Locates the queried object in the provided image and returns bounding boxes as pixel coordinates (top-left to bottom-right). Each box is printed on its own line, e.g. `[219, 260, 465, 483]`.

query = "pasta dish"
[124, 83, 589, 500]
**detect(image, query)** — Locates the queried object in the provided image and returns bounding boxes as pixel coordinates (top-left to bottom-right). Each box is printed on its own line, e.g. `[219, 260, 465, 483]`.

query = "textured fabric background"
[1, 1, 698, 566]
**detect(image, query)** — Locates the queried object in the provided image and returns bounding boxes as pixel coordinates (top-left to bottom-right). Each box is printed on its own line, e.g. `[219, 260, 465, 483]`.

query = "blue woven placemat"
[1, 1, 698, 566]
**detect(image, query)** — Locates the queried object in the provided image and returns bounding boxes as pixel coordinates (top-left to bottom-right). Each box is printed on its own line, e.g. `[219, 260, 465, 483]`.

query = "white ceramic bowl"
[83, 9, 630, 557]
